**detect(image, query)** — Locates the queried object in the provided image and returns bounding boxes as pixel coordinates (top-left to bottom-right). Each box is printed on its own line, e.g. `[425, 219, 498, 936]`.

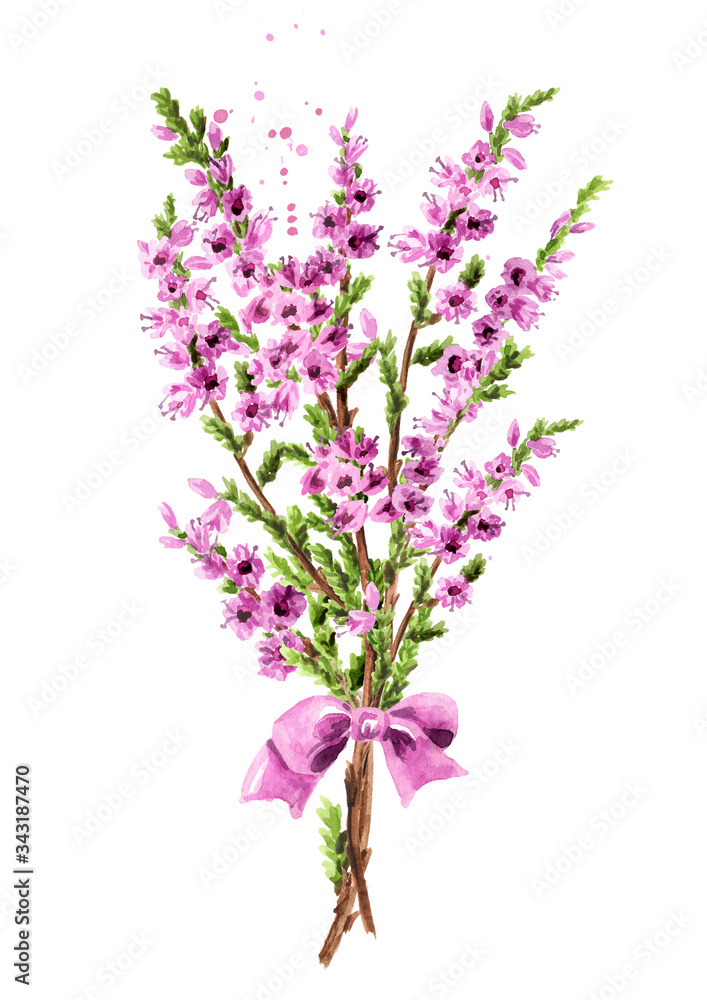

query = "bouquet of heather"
[139, 86, 610, 965]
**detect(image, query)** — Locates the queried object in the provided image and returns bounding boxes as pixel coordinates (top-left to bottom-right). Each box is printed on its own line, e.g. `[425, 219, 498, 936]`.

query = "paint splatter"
[287, 215, 297, 223]
[268, 129, 277, 138]
[254, 90, 265, 101]
[315, 108, 322, 116]
[320, 29, 326, 35]
[214, 109, 229, 123]
[280, 168, 288, 176]
[296, 144, 308, 157]
[266, 33, 274, 41]
[280, 127, 292, 140]
[287, 226, 298, 236]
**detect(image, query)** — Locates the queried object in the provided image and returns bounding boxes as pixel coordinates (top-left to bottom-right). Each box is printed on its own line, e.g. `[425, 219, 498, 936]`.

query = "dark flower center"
[238, 560, 252, 576]
[273, 601, 290, 617]
[449, 295, 464, 307]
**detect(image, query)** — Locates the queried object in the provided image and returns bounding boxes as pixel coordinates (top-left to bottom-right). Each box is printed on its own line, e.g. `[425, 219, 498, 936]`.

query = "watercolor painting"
[6, 3, 703, 997]
[140, 85, 609, 964]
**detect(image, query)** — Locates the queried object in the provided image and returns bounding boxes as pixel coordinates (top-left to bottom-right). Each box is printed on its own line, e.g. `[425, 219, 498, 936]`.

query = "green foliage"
[233, 360, 256, 394]
[511, 418, 583, 473]
[408, 271, 434, 328]
[411, 335, 454, 367]
[215, 306, 259, 352]
[458, 254, 485, 290]
[317, 797, 348, 891]
[405, 606, 448, 644]
[151, 87, 210, 168]
[460, 553, 486, 584]
[303, 402, 335, 443]
[536, 175, 612, 271]
[489, 87, 560, 160]
[380, 635, 419, 709]
[336, 338, 379, 389]
[334, 273, 374, 318]
[255, 440, 314, 489]
[369, 608, 395, 692]
[444, 336, 534, 438]
[383, 519, 427, 584]
[412, 559, 434, 605]
[377, 331, 408, 432]
[200, 415, 246, 457]
[152, 193, 177, 239]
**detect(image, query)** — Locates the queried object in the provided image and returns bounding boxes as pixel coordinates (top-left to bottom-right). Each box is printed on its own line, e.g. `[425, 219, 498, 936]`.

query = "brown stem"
[387, 265, 436, 496]
[390, 555, 442, 661]
[318, 392, 338, 429]
[336, 348, 349, 429]
[209, 401, 345, 608]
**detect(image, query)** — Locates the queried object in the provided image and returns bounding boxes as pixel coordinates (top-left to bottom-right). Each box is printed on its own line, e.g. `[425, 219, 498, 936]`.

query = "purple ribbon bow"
[241, 692, 468, 818]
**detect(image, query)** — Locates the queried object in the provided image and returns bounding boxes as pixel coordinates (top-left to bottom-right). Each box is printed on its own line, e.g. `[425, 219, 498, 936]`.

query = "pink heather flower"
[208, 153, 233, 186]
[197, 321, 245, 362]
[490, 478, 529, 511]
[550, 210, 572, 239]
[311, 203, 348, 240]
[503, 147, 527, 171]
[485, 453, 515, 481]
[439, 490, 466, 523]
[478, 166, 518, 202]
[507, 419, 520, 448]
[409, 518, 439, 551]
[485, 285, 514, 316]
[354, 434, 379, 463]
[301, 350, 337, 395]
[345, 107, 359, 131]
[241, 294, 274, 335]
[388, 227, 428, 263]
[327, 462, 363, 499]
[359, 465, 388, 496]
[160, 534, 185, 549]
[200, 498, 232, 533]
[472, 314, 504, 349]
[229, 255, 267, 297]
[462, 141, 496, 171]
[327, 500, 368, 536]
[168, 221, 194, 248]
[226, 544, 265, 588]
[267, 380, 300, 425]
[425, 231, 463, 273]
[528, 437, 560, 459]
[261, 583, 307, 628]
[242, 210, 273, 252]
[403, 456, 443, 487]
[192, 186, 218, 222]
[315, 323, 349, 358]
[429, 156, 468, 190]
[453, 460, 486, 493]
[365, 582, 381, 610]
[391, 484, 434, 522]
[300, 463, 330, 496]
[343, 134, 369, 164]
[570, 222, 595, 234]
[480, 102, 494, 132]
[302, 248, 348, 289]
[232, 392, 271, 433]
[345, 177, 380, 215]
[329, 124, 345, 147]
[141, 307, 178, 339]
[508, 295, 542, 331]
[255, 634, 297, 682]
[201, 224, 234, 263]
[431, 346, 479, 386]
[207, 122, 223, 150]
[335, 610, 376, 637]
[270, 290, 309, 328]
[526, 274, 557, 302]
[467, 509, 505, 540]
[138, 238, 177, 279]
[436, 283, 476, 323]
[523, 464, 541, 487]
[343, 222, 383, 259]
[436, 575, 472, 610]
[185, 364, 228, 407]
[456, 204, 496, 242]
[222, 592, 264, 639]
[155, 339, 189, 370]
[501, 257, 537, 290]
[401, 435, 437, 458]
[159, 382, 198, 420]
[504, 114, 540, 138]
[186, 278, 218, 313]
[359, 308, 378, 343]
[151, 125, 178, 141]
[330, 428, 357, 461]
[188, 478, 218, 499]
[420, 192, 449, 229]
[368, 495, 400, 523]
[159, 502, 179, 529]
[435, 526, 470, 565]
[157, 272, 188, 302]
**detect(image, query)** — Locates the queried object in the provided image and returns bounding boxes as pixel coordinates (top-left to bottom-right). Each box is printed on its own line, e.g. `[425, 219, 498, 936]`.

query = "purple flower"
[467, 509, 505, 540]
[301, 350, 337, 396]
[425, 231, 463, 273]
[435, 575, 472, 610]
[480, 101, 494, 132]
[232, 392, 271, 433]
[262, 584, 307, 629]
[369, 495, 400, 523]
[335, 610, 376, 637]
[462, 141, 495, 171]
[151, 125, 178, 141]
[403, 456, 443, 487]
[485, 453, 515, 481]
[528, 436, 559, 459]
[226, 544, 265, 588]
[256, 631, 302, 682]
[507, 419, 520, 448]
[435, 283, 476, 323]
[504, 114, 540, 138]
[222, 592, 264, 639]
[344, 222, 383, 259]
[327, 500, 368, 536]
[435, 527, 470, 565]
[456, 205, 496, 242]
[391, 485, 434, 522]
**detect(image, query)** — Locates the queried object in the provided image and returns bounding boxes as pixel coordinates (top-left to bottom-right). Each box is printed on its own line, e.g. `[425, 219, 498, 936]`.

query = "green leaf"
[377, 331, 408, 433]
[336, 338, 379, 390]
[303, 402, 334, 443]
[233, 360, 256, 394]
[490, 87, 560, 161]
[460, 553, 486, 584]
[411, 335, 454, 367]
[458, 254, 485, 290]
[215, 306, 259, 352]
[316, 797, 348, 891]
[412, 559, 433, 605]
[536, 175, 612, 271]
[152, 193, 177, 239]
[200, 415, 246, 456]
[408, 271, 433, 328]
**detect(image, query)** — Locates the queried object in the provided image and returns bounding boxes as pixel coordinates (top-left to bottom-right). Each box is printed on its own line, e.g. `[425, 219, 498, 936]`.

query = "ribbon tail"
[382, 736, 467, 808]
[240, 739, 323, 819]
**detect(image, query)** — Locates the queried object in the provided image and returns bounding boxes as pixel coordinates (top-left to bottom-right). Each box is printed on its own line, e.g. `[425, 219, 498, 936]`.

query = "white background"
[2, 0, 705, 997]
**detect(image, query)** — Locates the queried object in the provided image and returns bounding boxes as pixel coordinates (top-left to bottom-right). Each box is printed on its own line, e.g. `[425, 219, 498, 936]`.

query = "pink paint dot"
[294, 23, 298, 28]
[283, 181, 288, 185]
[254, 91, 264, 101]
[268, 129, 277, 138]
[280, 127, 292, 139]
[280, 168, 288, 176]
[266, 33, 274, 41]
[214, 109, 228, 123]
[321, 29, 326, 35]
[296, 144, 308, 156]
[315, 108, 322, 116]
[259, 179, 264, 185]
[287, 226, 298, 236]
[287, 215, 297, 222]
[287, 202, 295, 211]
